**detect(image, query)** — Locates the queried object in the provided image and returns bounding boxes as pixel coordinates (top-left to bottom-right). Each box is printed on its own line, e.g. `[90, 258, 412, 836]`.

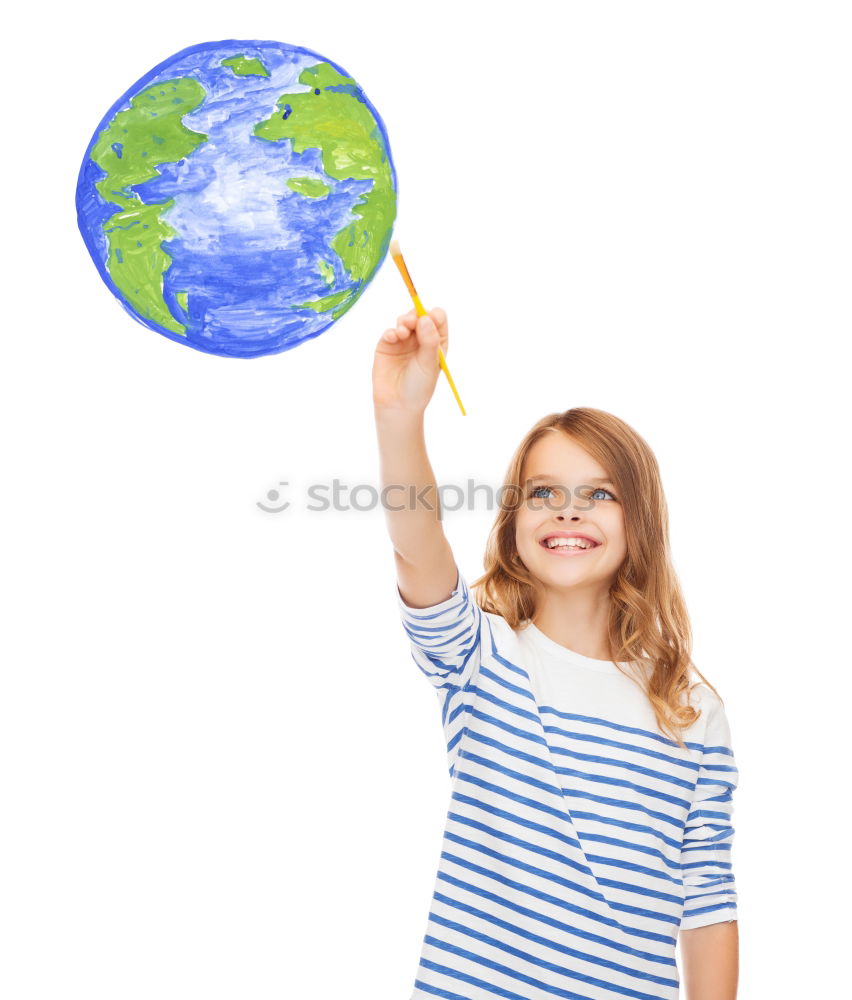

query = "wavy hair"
[469, 407, 722, 749]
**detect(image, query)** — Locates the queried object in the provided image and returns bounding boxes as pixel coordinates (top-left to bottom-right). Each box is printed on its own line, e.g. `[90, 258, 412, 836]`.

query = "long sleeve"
[396, 565, 484, 778]
[679, 693, 739, 930]
[396, 565, 483, 692]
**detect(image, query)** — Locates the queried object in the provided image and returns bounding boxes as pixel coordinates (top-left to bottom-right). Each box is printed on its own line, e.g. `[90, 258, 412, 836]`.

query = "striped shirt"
[397, 566, 739, 1000]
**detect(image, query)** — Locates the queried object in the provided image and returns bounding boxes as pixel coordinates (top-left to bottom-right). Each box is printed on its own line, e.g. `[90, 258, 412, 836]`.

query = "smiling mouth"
[539, 538, 601, 555]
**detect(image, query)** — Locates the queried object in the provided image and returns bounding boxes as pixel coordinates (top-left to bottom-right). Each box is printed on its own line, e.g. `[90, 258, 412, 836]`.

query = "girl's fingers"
[381, 323, 416, 342]
[387, 307, 442, 342]
[429, 307, 447, 335]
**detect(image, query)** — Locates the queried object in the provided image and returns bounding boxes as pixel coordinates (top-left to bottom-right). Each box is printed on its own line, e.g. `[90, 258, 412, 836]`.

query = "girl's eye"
[528, 485, 566, 500]
[528, 485, 554, 498]
[587, 487, 616, 501]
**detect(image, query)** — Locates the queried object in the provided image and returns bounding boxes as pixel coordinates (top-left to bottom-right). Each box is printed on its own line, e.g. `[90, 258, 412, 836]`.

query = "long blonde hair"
[470, 407, 722, 749]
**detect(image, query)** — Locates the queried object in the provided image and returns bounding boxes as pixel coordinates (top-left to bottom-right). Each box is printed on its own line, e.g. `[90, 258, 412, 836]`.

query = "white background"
[3, 1, 849, 996]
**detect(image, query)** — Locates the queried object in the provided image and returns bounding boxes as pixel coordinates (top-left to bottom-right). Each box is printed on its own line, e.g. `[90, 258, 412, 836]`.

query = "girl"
[373, 307, 739, 1000]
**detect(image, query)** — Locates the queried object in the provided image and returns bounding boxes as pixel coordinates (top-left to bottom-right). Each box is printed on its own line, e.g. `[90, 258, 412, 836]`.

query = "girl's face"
[514, 434, 628, 594]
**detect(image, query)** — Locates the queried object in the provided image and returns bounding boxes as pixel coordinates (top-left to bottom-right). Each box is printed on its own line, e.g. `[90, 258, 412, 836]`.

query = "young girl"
[373, 307, 739, 1000]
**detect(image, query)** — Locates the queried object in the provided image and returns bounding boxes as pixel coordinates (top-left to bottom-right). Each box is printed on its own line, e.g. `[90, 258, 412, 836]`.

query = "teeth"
[544, 537, 594, 549]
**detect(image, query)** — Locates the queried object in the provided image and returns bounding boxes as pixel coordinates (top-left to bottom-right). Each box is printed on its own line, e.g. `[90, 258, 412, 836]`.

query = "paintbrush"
[389, 239, 466, 416]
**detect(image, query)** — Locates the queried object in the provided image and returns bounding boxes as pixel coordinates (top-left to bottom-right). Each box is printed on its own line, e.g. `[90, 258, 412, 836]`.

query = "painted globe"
[76, 40, 398, 358]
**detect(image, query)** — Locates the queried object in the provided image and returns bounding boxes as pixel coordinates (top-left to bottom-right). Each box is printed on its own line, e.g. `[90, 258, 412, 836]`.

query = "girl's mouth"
[539, 539, 601, 556]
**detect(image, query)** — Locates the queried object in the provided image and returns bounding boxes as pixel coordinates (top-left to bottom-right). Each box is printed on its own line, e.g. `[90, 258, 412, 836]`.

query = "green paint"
[287, 176, 331, 198]
[90, 77, 208, 334]
[317, 259, 335, 287]
[254, 62, 396, 318]
[291, 288, 352, 314]
[220, 55, 271, 78]
[175, 291, 189, 312]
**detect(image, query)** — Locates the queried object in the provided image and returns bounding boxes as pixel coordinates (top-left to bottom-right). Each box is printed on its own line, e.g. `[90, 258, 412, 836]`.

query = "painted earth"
[76, 40, 398, 358]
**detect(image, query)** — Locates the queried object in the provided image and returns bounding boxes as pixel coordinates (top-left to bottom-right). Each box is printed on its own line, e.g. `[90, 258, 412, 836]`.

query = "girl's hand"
[372, 307, 449, 415]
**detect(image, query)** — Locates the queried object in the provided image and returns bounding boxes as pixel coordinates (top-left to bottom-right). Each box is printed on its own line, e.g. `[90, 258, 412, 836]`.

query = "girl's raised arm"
[372, 307, 457, 608]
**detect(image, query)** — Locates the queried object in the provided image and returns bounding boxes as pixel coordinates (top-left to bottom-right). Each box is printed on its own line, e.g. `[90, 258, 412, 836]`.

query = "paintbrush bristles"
[389, 240, 420, 300]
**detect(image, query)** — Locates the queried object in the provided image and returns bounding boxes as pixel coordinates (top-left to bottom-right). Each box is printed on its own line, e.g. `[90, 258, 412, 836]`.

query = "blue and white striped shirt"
[397, 566, 738, 1000]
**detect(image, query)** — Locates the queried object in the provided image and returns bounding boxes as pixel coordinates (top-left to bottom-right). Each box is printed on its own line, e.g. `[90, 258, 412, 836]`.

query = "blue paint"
[326, 83, 365, 103]
[75, 39, 398, 359]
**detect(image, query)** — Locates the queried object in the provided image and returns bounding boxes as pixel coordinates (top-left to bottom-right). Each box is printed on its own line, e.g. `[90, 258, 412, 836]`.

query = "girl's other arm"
[373, 307, 458, 609]
[679, 920, 738, 999]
